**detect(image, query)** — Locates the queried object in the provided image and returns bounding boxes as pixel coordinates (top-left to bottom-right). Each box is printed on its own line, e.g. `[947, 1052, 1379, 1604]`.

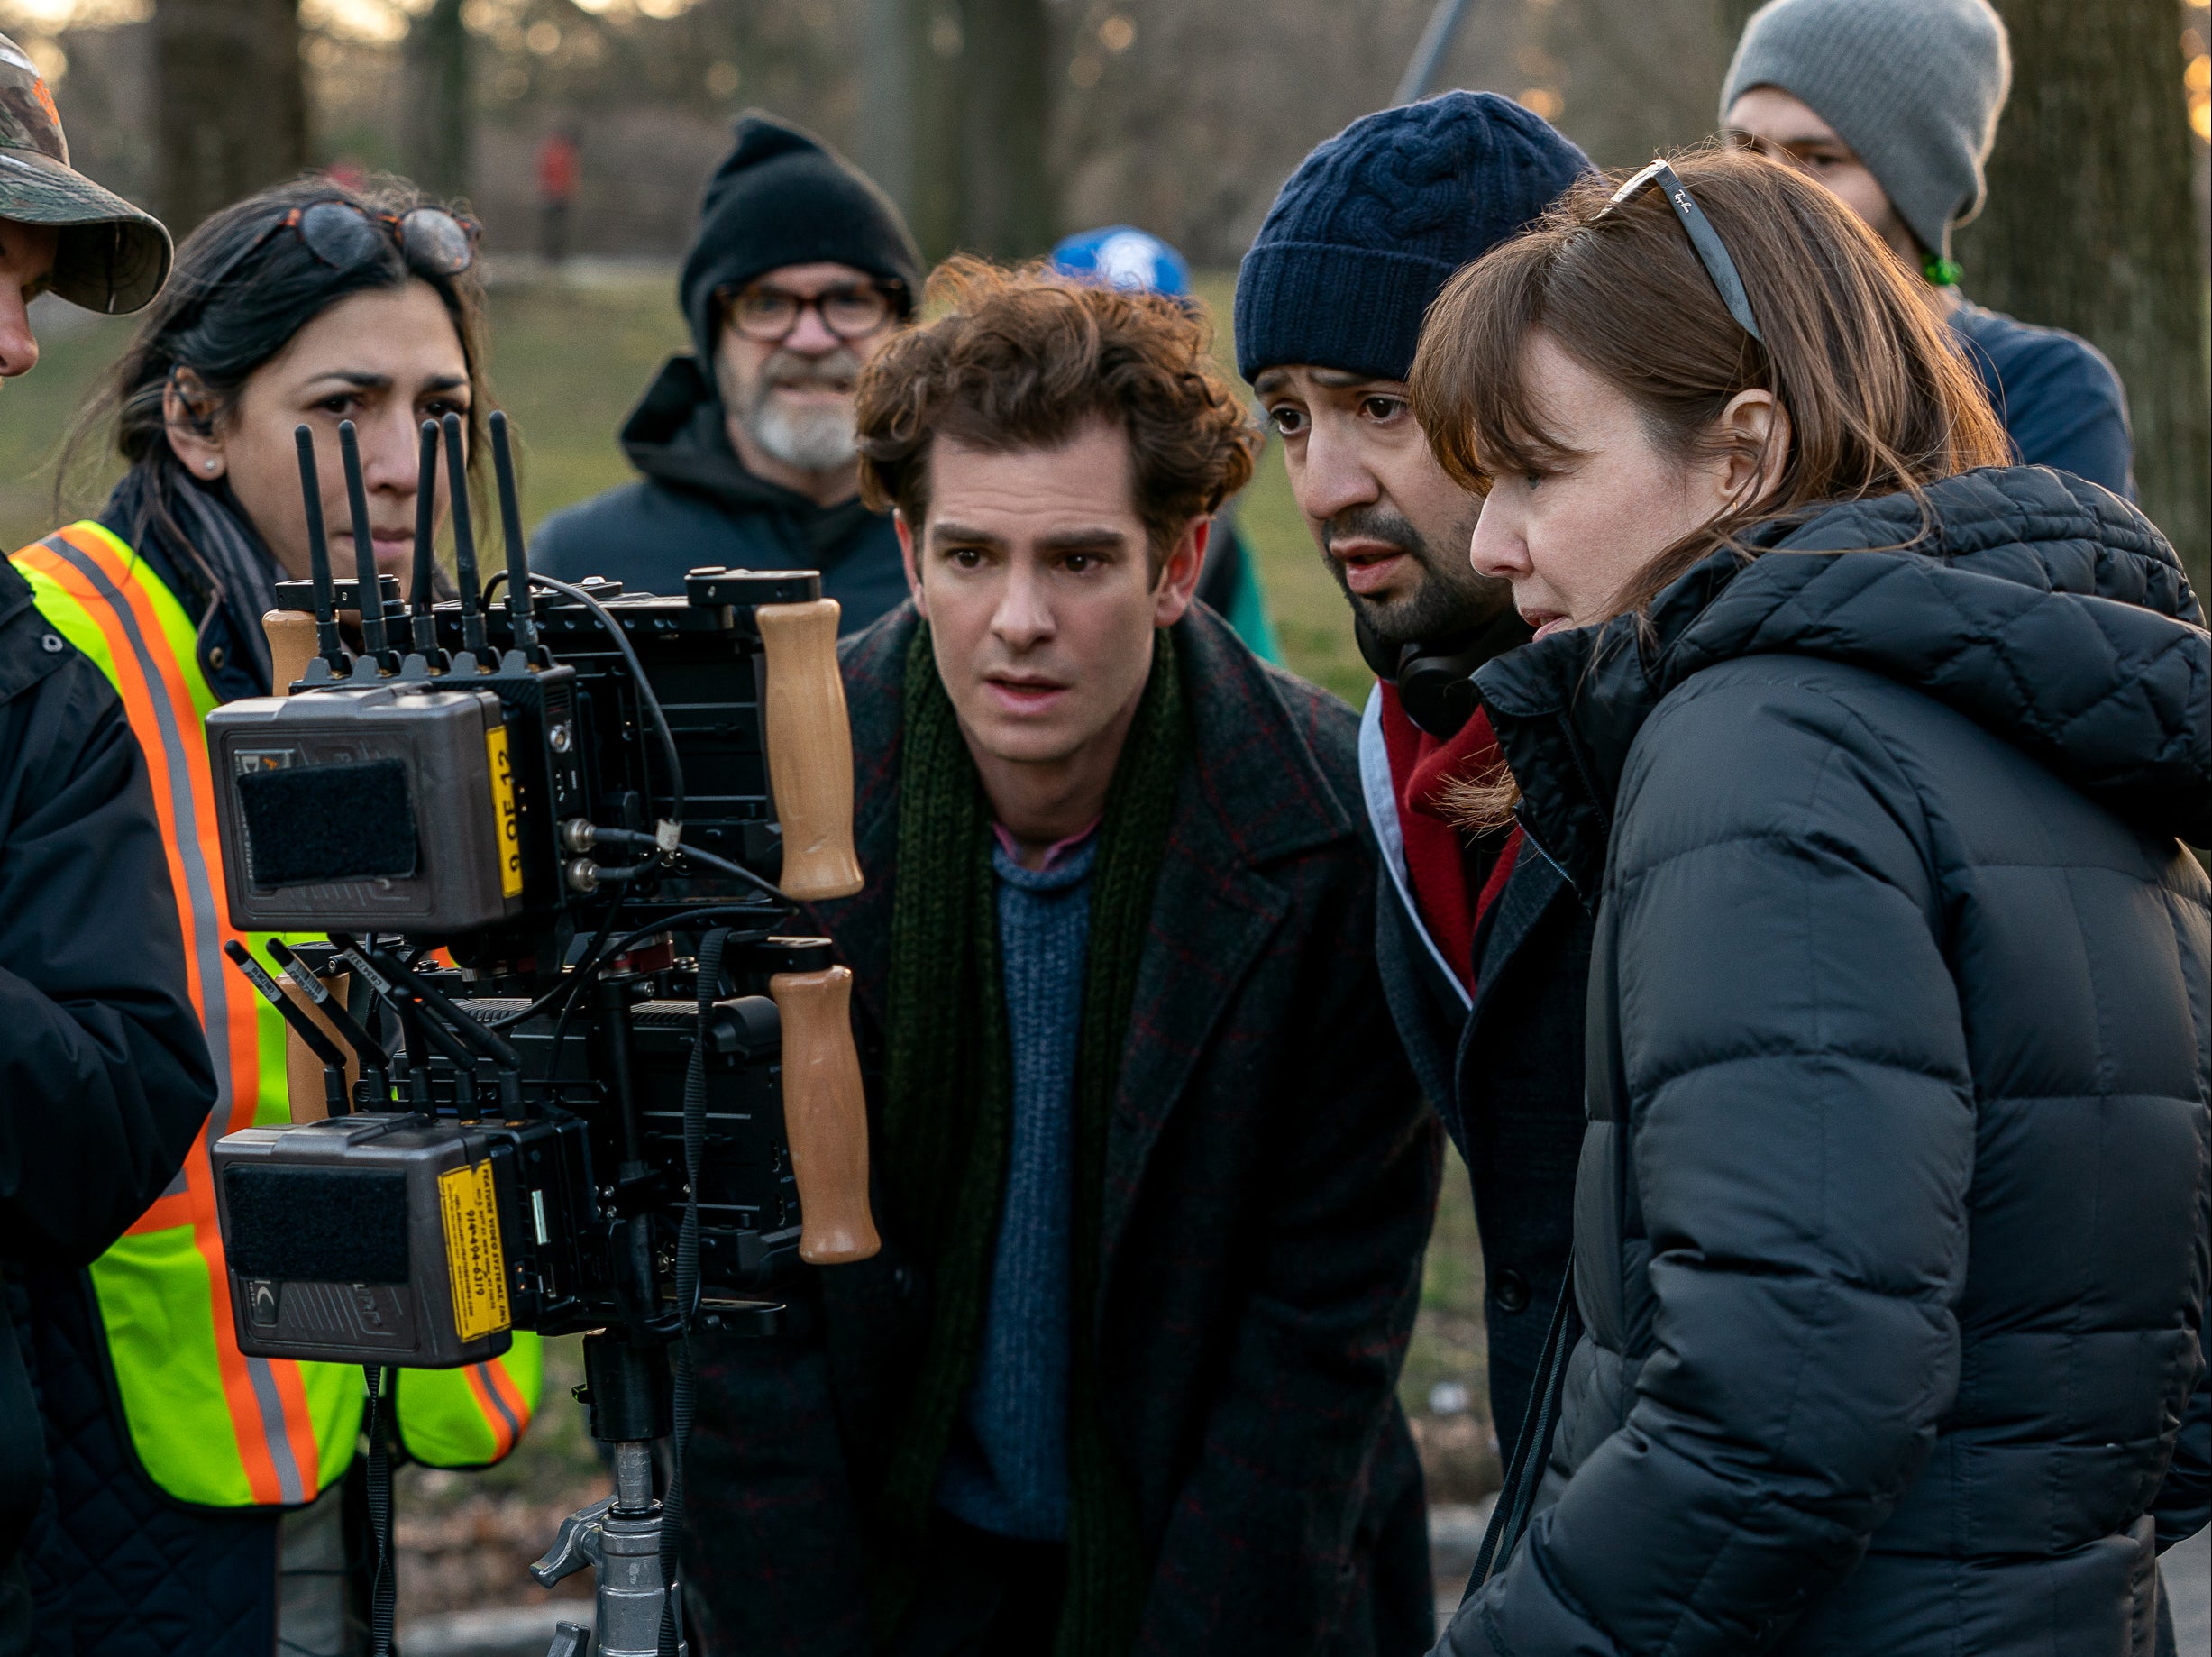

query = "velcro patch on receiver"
[237, 758, 419, 886]
[224, 1166, 411, 1284]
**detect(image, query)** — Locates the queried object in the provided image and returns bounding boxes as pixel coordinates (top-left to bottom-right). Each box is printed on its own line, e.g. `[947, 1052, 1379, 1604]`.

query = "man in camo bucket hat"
[0, 32, 169, 316]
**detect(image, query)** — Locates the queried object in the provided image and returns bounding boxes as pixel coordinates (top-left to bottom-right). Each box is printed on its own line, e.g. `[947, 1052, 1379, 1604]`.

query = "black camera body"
[214, 948, 818, 1367]
[204, 414, 873, 1378]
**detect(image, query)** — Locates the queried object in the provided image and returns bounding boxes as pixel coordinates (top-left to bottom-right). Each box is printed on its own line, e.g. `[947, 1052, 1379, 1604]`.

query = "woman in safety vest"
[13, 175, 541, 1656]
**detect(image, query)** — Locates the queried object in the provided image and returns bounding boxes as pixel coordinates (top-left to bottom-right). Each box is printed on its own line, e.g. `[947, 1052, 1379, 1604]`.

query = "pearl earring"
[204, 461, 217, 472]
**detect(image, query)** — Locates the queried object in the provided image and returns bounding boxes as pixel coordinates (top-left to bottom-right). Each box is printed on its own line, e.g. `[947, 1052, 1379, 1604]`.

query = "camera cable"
[483, 568, 687, 848]
[658, 925, 725, 1657]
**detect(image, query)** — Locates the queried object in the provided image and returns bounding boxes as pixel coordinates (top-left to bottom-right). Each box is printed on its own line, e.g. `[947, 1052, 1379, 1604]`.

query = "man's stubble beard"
[1320, 502, 1514, 654]
[720, 344, 864, 476]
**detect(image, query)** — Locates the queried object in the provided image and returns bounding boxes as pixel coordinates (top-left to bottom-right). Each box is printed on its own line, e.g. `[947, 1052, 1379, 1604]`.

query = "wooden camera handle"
[768, 966, 880, 1265]
[756, 599, 863, 901]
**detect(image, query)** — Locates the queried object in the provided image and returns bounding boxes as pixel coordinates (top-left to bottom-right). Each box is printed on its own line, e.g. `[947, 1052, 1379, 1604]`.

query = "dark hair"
[61, 172, 493, 579]
[1410, 144, 2010, 618]
[854, 256, 1259, 572]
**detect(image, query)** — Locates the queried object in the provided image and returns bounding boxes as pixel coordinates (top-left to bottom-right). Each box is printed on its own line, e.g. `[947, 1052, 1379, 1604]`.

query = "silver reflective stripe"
[475, 1362, 524, 1443]
[44, 536, 310, 1506]
[1358, 683, 1473, 1012]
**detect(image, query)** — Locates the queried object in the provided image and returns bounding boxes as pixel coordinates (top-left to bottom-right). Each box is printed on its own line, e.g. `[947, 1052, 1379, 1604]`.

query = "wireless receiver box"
[205, 684, 524, 934]
[214, 1113, 520, 1369]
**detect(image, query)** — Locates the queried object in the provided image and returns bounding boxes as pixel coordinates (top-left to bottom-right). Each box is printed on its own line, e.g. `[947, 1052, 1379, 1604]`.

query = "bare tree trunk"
[907, 0, 965, 261]
[876, 0, 1052, 261]
[957, 0, 1053, 256]
[1957, 0, 2210, 595]
[858, 0, 919, 227]
[153, 0, 307, 236]
[406, 0, 471, 202]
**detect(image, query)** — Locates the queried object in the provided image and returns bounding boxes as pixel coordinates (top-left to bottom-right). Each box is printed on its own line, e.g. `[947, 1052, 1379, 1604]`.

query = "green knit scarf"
[875, 621, 1187, 1656]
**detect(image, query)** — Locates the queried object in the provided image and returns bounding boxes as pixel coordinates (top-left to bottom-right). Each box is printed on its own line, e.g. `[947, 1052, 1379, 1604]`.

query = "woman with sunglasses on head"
[10, 174, 540, 1657]
[1416, 146, 2208, 1657]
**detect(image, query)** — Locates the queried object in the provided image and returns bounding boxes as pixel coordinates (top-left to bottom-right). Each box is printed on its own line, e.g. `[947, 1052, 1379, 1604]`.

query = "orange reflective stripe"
[19, 529, 322, 1506]
[462, 1362, 524, 1460]
[130, 1188, 195, 1235]
[50, 526, 261, 1139]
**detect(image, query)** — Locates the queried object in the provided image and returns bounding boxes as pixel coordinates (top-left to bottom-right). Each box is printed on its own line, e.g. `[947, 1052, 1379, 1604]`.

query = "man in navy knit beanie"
[1235, 93, 1600, 1454]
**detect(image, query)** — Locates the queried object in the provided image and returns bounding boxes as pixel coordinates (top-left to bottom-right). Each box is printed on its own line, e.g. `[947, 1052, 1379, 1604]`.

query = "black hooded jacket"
[1440, 467, 2210, 1656]
[528, 355, 908, 628]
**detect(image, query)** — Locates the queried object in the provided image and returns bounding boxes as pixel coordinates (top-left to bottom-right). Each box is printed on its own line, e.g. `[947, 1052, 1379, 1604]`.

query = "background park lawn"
[0, 268, 1494, 1610]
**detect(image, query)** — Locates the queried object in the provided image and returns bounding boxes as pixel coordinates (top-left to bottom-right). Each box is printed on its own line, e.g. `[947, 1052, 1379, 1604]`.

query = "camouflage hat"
[0, 33, 170, 314]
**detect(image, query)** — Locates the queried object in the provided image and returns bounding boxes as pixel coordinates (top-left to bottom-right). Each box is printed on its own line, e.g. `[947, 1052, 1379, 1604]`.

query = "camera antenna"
[336, 421, 395, 669]
[489, 410, 540, 657]
[442, 410, 489, 659]
[264, 938, 389, 1093]
[293, 426, 345, 674]
[410, 419, 441, 659]
[223, 941, 352, 1117]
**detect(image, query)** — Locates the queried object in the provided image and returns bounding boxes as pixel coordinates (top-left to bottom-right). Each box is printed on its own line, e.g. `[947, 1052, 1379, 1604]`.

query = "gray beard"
[743, 390, 857, 474]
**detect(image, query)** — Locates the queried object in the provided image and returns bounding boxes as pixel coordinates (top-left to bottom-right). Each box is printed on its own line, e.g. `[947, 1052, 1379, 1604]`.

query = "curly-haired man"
[681, 259, 1441, 1657]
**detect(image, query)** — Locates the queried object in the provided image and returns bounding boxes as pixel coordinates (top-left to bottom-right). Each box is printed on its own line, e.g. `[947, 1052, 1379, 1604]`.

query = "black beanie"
[1234, 92, 1592, 384]
[678, 112, 924, 366]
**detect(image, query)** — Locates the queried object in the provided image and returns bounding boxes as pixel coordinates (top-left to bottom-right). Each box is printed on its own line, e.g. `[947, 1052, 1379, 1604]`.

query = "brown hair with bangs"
[854, 255, 1259, 575]
[1407, 145, 2009, 828]
[1410, 143, 2009, 618]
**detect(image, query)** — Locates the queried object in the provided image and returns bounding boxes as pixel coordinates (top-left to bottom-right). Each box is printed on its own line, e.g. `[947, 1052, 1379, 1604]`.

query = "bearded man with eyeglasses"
[532, 112, 922, 629]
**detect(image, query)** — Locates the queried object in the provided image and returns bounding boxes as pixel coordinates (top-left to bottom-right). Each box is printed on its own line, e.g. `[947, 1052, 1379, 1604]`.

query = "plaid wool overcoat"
[681, 600, 1442, 1656]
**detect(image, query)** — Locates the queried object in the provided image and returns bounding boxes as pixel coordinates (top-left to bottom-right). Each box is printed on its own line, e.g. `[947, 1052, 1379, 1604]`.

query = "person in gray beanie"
[531, 111, 923, 627]
[1723, 0, 2135, 497]
[1234, 91, 1600, 1464]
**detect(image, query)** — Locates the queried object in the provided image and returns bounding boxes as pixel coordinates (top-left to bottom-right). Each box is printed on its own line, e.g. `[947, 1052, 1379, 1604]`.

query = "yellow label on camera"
[438, 1159, 511, 1342]
[486, 723, 523, 899]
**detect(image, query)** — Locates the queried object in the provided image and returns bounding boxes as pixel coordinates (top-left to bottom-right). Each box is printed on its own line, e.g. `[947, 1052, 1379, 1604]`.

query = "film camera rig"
[202, 409, 877, 1657]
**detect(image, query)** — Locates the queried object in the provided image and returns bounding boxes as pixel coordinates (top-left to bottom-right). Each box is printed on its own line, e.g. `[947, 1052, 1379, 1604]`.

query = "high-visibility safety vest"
[13, 521, 541, 1506]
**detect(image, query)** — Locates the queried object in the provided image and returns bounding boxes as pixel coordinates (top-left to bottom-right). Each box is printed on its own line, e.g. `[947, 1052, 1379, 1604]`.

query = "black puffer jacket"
[1440, 467, 2210, 1656]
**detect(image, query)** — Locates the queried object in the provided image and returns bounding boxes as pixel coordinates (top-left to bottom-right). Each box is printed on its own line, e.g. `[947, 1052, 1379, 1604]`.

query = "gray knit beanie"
[1721, 0, 2010, 260]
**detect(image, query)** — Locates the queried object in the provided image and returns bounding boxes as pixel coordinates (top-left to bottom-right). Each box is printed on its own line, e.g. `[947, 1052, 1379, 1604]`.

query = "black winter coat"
[1362, 702, 1591, 1445]
[681, 603, 1442, 1656]
[530, 355, 908, 630]
[0, 563, 214, 1613]
[1441, 468, 2211, 1656]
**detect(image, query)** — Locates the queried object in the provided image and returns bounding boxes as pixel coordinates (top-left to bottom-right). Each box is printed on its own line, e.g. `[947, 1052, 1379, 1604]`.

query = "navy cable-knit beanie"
[1235, 92, 1592, 383]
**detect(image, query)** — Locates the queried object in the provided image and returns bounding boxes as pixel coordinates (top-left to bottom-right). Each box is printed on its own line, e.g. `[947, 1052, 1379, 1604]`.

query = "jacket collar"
[1475, 465, 2212, 895]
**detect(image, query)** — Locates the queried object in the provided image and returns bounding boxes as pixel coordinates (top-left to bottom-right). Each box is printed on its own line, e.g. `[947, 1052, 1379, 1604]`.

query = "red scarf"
[1377, 682, 1522, 995]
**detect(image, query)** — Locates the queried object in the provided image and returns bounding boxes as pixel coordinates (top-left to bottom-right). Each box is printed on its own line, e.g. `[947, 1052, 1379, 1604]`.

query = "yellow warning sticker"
[485, 723, 523, 898]
[437, 1160, 511, 1343]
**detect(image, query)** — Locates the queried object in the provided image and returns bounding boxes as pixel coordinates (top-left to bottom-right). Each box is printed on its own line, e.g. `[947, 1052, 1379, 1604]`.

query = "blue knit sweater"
[932, 832, 1097, 1541]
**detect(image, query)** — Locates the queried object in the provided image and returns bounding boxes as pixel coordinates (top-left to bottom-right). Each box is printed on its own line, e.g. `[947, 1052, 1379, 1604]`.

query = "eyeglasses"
[1600, 160, 1765, 345]
[719, 280, 900, 344]
[197, 200, 480, 305]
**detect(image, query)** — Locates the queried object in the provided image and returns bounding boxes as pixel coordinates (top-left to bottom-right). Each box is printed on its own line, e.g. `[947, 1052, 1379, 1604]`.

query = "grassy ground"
[3, 271, 1494, 1609]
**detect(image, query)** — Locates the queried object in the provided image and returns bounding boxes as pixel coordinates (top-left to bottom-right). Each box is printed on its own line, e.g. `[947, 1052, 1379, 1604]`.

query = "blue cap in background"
[1048, 224, 1192, 298]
